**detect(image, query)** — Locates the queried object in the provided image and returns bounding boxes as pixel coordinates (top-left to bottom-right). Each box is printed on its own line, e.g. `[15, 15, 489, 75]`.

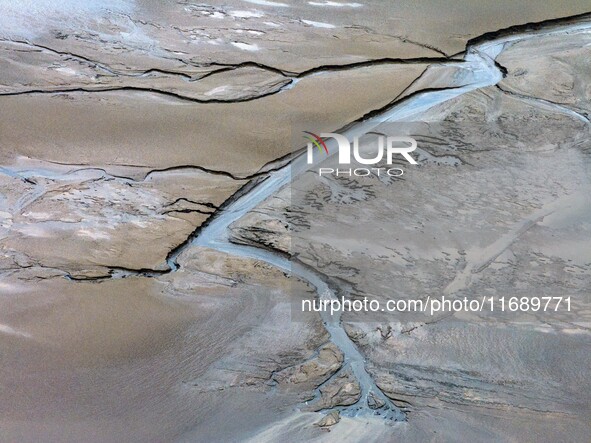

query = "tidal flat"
[0, 1, 590, 442]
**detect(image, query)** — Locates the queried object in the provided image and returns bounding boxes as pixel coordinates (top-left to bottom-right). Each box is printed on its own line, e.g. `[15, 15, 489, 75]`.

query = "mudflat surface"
[229, 25, 591, 442]
[1, 2, 590, 442]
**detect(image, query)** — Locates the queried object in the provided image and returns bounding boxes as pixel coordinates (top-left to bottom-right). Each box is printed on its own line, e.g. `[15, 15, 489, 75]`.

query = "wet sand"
[1, 2, 590, 442]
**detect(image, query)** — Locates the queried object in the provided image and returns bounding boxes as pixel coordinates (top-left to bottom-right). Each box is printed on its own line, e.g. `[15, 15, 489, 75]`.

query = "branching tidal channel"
[10, 15, 590, 422]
